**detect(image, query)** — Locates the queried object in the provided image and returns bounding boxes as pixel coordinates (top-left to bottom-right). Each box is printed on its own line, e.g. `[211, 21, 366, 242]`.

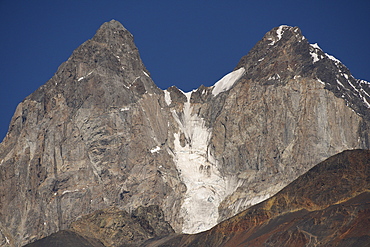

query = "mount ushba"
[0, 20, 369, 246]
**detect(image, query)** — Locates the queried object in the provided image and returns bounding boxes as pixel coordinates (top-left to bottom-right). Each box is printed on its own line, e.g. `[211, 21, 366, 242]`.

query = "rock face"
[0, 21, 369, 246]
[25, 205, 174, 247]
[145, 149, 370, 246]
[69, 206, 174, 247]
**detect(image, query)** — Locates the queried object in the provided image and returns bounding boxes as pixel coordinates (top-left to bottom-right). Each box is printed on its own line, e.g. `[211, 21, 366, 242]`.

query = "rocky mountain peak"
[91, 19, 132, 47]
[234, 24, 370, 122]
[97, 19, 127, 32]
[235, 25, 312, 82]
[20, 20, 158, 123]
[263, 25, 304, 46]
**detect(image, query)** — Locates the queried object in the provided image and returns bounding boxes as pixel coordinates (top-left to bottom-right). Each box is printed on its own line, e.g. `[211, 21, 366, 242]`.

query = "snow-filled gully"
[171, 92, 227, 234]
[168, 68, 245, 234]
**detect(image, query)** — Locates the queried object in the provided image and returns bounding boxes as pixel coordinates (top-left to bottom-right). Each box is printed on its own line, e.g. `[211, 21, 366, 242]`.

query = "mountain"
[0, 20, 369, 246]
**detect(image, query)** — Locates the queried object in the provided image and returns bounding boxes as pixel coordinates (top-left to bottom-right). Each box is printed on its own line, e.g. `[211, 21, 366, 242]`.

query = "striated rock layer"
[0, 21, 369, 246]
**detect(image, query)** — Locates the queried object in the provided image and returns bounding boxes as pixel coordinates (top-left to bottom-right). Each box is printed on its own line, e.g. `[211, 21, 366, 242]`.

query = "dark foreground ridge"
[24, 230, 104, 247]
[25, 150, 370, 246]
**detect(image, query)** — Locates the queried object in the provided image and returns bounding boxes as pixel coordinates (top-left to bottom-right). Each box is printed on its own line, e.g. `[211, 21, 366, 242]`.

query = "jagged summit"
[263, 25, 305, 46]
[100, 19, 127, 31]
[233, 24, 370, 121]
[23, 20, 158, 115]
[91, 19, 131, 45]
[236, 25, 311, 81]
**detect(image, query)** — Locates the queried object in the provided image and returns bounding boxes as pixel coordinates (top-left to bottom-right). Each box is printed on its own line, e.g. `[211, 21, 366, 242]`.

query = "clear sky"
[1, 0, 369, 140]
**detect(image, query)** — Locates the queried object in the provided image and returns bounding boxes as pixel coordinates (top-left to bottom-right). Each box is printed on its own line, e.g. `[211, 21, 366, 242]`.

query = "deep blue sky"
[1, 1, 369, 141]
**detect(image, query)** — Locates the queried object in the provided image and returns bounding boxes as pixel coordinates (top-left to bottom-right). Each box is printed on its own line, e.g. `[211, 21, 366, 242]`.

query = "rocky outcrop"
[0, 21, 369, 246]
[142, 149, 370, 246]
[69, 205, 174, 247]
[25, 205, 174, 247]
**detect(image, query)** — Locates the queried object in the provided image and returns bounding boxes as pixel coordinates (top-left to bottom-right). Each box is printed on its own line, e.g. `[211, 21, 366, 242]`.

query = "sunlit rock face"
[0, 22, 369, 246]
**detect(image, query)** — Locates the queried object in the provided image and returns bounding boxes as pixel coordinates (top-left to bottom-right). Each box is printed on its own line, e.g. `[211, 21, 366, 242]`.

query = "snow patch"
[276, 25, 289, 41]
[269, 25, 289, 45]
[362, 96, 370, 108]
[347, 80, 359, 93]
[336, 79, 345, 88]
[62, 189, 79, 195]
[311, 52, 320, 63]
[352, 81, 370, 108]
[164, 90, 172, 106]
[132, 76, 140, 84]
[310, 43, 324, 63]
[360, 79, 370, 85]
[267, 38, 275, 45]
[317, 78, 325, 85]
[311, 43, 321, 50]
[361, 88, 370, 98]
[326, 53, 341, 64]
[150, 146, 161, 153]
[212, 67, 245, 96]
[77, 71, 93, 82]
[268, 74, 280, 80]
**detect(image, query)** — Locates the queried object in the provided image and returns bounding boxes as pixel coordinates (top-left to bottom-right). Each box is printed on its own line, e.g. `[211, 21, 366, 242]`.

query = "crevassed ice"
[171, 92, 227, 234]
[212, 67, 245, 96]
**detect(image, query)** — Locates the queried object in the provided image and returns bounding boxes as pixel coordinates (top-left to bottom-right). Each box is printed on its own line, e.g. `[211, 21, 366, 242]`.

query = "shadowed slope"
[24, 230, 104, 247]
